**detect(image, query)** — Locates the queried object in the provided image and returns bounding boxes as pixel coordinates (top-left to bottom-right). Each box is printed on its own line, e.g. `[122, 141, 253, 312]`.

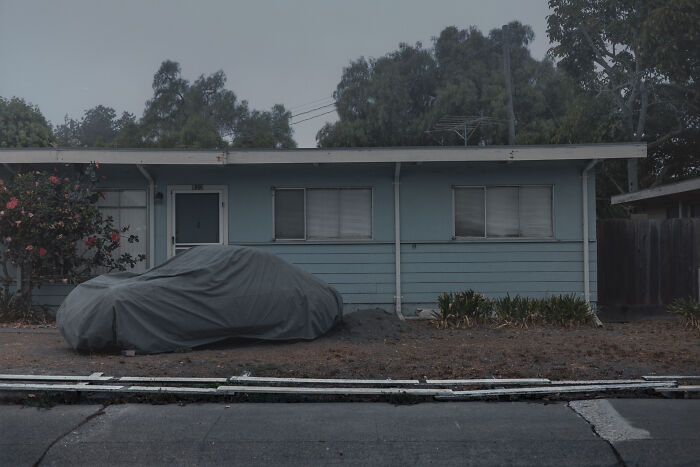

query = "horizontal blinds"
[454, 185, 553, 238]
[339, 189, 372, 238]
[486, 186, 519, 237]
[519, 186, 553, 237]
[307, 188, 372, 239]
[454, 187, 485, 237]
[307, 189, 340, 239]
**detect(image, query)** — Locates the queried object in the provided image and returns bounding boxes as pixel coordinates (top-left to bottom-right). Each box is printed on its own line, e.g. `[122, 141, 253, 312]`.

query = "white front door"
[167, 185, 228, 257]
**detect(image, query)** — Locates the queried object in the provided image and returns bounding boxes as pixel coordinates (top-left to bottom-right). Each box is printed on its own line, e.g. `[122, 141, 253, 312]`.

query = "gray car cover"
[57, 245, 343, 353]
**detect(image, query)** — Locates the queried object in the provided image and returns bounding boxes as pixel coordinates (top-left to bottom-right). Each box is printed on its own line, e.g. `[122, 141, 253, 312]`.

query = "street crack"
[33, 404, 107, 467]
[567, 401, 627, 466]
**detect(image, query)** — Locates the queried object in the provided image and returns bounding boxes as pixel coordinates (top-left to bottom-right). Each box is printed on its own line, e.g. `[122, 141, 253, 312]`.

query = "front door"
[168, 185, 227, 257]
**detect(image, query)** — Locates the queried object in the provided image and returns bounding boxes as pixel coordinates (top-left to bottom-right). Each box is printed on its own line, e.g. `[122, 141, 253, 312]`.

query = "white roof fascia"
[0, 143, 646, 166]
[611, 176, 700, 205]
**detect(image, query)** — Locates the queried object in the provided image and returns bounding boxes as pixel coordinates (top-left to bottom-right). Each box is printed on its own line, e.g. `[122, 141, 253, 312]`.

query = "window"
[95, 189, 149, 272]
[274, 188, 372, 240]
[453, 186, 553, 238]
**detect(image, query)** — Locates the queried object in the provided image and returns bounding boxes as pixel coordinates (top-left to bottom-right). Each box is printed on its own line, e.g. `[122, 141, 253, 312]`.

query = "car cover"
[57, 245, 343, 353]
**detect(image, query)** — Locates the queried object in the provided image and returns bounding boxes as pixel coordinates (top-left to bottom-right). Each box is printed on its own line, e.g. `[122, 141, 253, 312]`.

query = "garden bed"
[0, 309, 698, 380]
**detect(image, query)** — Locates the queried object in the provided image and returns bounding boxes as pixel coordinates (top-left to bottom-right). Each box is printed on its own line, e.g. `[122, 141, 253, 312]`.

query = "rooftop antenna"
[425, 115, 504, 146]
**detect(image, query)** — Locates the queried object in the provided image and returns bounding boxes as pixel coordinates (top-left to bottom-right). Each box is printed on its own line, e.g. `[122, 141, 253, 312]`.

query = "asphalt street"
[1, 399, 698, 466]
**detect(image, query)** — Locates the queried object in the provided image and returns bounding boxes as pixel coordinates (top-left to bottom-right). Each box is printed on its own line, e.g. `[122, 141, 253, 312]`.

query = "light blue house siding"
[1, 156, 598, 314]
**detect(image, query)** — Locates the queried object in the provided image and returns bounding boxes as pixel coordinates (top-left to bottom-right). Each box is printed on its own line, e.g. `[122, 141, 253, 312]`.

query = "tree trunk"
[19, 262, 33, 305]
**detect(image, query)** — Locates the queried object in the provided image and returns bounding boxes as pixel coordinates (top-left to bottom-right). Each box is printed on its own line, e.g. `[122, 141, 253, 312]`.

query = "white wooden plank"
[437, 382, 676, 400]
[425, 378, 550, 386]
[551, 380, 648, 385]
[0, 143, 646, 166]
[0, 374, 113, 382]
[124, 386, 219, 394]
[611, 178, 700, 205]
[229, 376, 421, 386]
[642, 376, 700, 381]
[217, 385, 453, 396]
[0, 383, 123, 392]
[655, 385, 700, 392]
[119, 377, 228, 383]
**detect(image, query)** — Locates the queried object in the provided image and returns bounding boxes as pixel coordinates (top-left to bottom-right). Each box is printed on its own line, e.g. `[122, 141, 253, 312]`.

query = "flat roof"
[0, 143, 646, 165]
[611, 176, 700, 205]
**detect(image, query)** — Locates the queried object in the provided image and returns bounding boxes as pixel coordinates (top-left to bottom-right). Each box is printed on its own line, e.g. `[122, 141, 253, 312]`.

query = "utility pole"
[502, 24, 516, 145]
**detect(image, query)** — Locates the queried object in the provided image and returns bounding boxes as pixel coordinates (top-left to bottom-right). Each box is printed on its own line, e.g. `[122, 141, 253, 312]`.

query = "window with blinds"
[274, 188, 372, 240]
[453, 186, 553, 238]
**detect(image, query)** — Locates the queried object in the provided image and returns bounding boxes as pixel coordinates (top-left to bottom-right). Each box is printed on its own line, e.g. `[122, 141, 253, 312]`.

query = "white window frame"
[452, 185, 554, 239]
[167, 185, 228, 258]
[272, 187, 374, 241]
[93, 188, 150, 274]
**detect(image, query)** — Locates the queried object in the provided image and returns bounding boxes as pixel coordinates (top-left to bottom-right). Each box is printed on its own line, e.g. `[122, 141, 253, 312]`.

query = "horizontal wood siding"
[249, 243, 396, 308]
[401, 241, 597, 309]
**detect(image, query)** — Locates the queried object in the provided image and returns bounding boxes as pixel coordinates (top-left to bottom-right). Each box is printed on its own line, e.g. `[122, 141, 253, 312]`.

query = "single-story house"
[0, 143, 646, 316]
[611, 176, 700, 219]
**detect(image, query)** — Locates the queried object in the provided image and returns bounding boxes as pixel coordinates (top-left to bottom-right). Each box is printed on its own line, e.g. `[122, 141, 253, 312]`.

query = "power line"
[288, 95, 335, 111]
[290, 109, 336, 125]
[290, 102, 336, 118]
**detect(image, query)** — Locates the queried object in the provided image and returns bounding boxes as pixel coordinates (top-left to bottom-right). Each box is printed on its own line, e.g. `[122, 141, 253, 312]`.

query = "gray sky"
[0, 0, 552, 148]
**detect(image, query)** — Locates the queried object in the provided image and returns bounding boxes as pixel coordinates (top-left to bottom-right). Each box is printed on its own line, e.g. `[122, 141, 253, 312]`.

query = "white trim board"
[0, 143, 646, 165]
[611, 177, 700, 204]
[166, 185, 228, 258]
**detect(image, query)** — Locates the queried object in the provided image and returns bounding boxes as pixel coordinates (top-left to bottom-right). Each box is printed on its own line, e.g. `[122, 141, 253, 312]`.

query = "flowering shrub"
[0, 164, 144, 307]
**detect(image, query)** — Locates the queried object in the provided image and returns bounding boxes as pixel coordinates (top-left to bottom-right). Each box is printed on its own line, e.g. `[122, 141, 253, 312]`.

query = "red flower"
[39, 248, 47, 257]
[85, 236, 98, 248]
[6, 197, 18, 210]
[49, 176, 60, 184]
[111, 232, 120, 243]
[25, 245, 33, 251]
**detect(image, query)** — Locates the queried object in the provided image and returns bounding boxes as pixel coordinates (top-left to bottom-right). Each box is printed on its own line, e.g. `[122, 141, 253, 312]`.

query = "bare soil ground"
[1, 310, 698, 380]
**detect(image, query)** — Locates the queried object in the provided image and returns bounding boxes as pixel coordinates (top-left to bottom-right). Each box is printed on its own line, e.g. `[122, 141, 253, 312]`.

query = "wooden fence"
[597, 218, 700, 319]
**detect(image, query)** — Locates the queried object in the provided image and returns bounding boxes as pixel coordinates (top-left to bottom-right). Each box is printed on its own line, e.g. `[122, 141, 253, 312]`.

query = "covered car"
[57, 245, 343, 353]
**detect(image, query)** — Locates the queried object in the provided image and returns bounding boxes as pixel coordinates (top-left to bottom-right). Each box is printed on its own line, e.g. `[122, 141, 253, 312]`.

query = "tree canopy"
[0, 97, 54, 148]
[317, 22, 573, 148]
[548, 0, 700, 190]
[54, 60, 296, 149]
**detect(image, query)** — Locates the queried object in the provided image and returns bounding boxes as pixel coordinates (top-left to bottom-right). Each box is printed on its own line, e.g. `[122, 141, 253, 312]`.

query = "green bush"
[432, 290, 594, 328]
[668, 297, 700, 330]
[433, 290, 491, 329]
[540, 294, 595, 327]
[493, 295, 540, 327]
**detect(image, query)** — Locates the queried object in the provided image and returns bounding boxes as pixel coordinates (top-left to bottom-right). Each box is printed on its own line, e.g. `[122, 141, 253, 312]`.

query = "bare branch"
[648, 127, 686, 149]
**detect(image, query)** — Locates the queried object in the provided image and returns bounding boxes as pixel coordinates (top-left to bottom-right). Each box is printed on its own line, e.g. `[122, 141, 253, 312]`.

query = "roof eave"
[0, 143, 647, 165]
[611, 177, 700, 205]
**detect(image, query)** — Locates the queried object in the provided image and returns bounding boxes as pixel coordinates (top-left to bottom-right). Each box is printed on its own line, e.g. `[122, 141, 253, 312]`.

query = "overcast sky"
[0, 0, 553, 148]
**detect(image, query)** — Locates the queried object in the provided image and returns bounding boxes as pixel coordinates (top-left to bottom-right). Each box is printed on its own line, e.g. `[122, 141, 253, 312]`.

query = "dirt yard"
[1, 310, 698, 380]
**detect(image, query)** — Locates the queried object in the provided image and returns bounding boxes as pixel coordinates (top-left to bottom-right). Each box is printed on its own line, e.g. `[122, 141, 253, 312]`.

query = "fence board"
[598, 219, 699, 317]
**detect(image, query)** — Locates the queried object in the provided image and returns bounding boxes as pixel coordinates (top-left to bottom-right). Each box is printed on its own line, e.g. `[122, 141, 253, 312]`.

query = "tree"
[318, 43, 438, 147]
[55, 106, 140, 148]
[232, 104, 296, 148]
[317, 23, 572, 148]
[0, 165, 144, 307]
[547, 0, 700, 191]
[141, 60, 296, 148]
[0, 97, 54, 148]
[54, 115, 82, 147]
[80, 105, 118, 146]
